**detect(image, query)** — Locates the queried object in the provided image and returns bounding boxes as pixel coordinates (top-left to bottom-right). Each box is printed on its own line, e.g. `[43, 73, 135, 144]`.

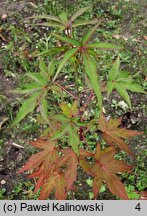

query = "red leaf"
[56, 148, 78, 190]
[19, 137, 79, 199]
[18, 139, 57, 173]
[98, 113, 143, 155]
[80, 144, 132, 200]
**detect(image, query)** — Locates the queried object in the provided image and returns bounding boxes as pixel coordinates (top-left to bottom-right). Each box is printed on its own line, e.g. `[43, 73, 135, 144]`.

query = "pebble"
[1, 180, 6, 185]
[1, 14, 7, 20]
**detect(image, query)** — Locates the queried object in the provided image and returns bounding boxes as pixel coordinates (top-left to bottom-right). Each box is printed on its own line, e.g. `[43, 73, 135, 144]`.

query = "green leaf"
[50, 114, 69, 122]
[60, 102, 72, 118]
[27, 15, 62, 23]
[115, 84, 131, 108]
[53, 48, 79, 81]
[107, 81, 114, 97]
[11, 83, 42, 94]
[51, 123, 70, 140]
[26, 73, 47, 86]
[123, 82, 145, 93]
[39, 59, 48, 79]
[36, 46, 67, 57]
[11, 93, 39, 126]
[82, 24, 98, 45]
[107, 58, 146, 104]
[53, 33, 81, 47]
[39, 97, 50, 125]
[83, 52, 102, 111]
[48, 60, 56, 79]
[72, 19, 98, 27]
[58, 12, 68, 24]
[108, 57, 120, 81]
[33, 22, 65, 28]
[68, 124, 80, 155]
[70, 6, 92, 22]
[87, 43, 123, 50]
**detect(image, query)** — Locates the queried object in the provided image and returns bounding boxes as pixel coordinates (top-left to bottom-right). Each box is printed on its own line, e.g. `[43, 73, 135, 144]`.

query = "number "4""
[135, 203, 141, 211]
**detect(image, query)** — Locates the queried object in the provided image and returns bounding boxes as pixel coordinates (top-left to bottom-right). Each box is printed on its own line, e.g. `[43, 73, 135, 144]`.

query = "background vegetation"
[0, 0, 146, 200]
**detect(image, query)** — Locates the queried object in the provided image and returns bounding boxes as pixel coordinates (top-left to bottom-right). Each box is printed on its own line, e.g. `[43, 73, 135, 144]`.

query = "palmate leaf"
[11, 93, 39, 126]
[107, 58, 146, 108]
[98, 113, 143, 155]
[19, 138, 78, 200]
[80, 145, 132, 200]
[19, 139, 57, 173]
[29, 6, 96, 32]
[51, 101, 80, 154]
[39, 148, 78, 199]
[83, 52, 102, 111]
[53, 24, 122, 82]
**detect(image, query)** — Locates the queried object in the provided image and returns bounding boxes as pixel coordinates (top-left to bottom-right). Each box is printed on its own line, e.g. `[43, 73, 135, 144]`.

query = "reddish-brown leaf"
[56, 148, 78, 190]
[80, 144, 132, 199]
[98, 113, 143, 155]
[18, 137, 79, 199]
[18, 138, 57, 173]
[38, 172, 67, 200]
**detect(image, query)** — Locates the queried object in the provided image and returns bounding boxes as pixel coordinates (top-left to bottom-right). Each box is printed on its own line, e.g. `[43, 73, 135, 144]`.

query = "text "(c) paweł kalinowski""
[20, 202, 104, 212]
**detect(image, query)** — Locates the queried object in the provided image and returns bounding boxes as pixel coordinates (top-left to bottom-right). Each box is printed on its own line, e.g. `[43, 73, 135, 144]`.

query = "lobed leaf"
[98, 113, 143, 155]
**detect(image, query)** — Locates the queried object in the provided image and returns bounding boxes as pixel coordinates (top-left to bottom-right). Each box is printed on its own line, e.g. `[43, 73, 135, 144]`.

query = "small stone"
[1, 180, 6, 185]
[1, 14, 7, 20]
